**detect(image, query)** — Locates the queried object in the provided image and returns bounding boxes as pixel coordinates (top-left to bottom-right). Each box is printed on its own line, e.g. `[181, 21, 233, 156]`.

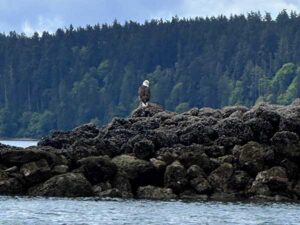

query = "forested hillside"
[1, 10, 300, 137]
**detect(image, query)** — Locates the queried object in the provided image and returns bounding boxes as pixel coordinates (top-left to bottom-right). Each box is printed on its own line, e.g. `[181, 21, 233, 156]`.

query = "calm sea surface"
[0, 197, 299, 225]
[0, 141, 300, 225]
[0, 140, 38, 148]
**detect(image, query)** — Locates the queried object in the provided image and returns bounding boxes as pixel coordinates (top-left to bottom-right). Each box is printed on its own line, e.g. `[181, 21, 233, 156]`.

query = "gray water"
[1, 141, 300, 224]
[0, 197, 299, 225]
[0, 140, 38, 148]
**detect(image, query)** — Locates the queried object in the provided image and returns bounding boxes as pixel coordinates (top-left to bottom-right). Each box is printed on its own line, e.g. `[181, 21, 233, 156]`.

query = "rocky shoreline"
[1, 100, 300, 202]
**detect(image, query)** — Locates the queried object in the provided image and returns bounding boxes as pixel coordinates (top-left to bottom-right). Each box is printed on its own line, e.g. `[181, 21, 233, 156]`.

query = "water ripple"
[0, 196, 299, 225]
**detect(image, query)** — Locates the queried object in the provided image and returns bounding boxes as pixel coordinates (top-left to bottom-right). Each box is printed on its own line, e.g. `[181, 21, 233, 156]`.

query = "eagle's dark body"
[138, 85, 150, 106]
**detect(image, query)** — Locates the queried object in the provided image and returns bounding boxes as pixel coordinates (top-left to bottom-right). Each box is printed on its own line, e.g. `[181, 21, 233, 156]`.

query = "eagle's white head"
[143, 80, 150, 87]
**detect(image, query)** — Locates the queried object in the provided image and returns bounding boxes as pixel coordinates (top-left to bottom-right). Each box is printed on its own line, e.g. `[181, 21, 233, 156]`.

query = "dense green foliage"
[1, 11, 300, 137]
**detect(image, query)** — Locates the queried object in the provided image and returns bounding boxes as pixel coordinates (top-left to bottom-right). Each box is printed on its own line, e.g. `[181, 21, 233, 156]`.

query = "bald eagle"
[139, 80, 150, 107]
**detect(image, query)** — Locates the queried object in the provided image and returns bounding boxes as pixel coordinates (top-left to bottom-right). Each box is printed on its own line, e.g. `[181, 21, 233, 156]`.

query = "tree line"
[0, 10, 300, 137]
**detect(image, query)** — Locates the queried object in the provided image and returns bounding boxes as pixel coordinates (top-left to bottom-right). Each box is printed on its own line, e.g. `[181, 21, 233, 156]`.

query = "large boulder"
[164, 161, 187, 193]
[228, 170, 251, 191]
[0, 148, 66, 167]
[243, 103, 281, 129]
[28, 173, 93, 197]
[137, 185, 176, 200]
[186, 165, 206, 180]
[77, 156, 117, 184]
[245, 118, 275, 143]
[147, 129, 179, 148]
[177, 122, 217, 145]
[250, 166, 288, 195]
[0, 177, 24, 195]
[149, 158, 166, 186]
[190, 176, 212, 194]
[280, 159, 299, 180]
[112, 154, 156, 189]
[111, 171, 133, 198]
[208, 163, 233, 192]
[271, 131, 300, 159]
[150, 158, 167, 172]
[238, 142, 270, 175]
[20, 159, 51, 185]
[0, 170, 24, 195]
[215, 118, 253, 144]
[112, 155, 154, 180]
[278, 103, 300, 135]
[133, 139, 155, 160]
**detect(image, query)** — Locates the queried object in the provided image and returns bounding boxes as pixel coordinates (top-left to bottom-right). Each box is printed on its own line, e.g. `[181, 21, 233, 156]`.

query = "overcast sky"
[0, 0, 299, 36]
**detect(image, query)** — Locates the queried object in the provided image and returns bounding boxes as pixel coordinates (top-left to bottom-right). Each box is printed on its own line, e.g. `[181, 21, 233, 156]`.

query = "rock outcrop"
[2, 101, 300, 201]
